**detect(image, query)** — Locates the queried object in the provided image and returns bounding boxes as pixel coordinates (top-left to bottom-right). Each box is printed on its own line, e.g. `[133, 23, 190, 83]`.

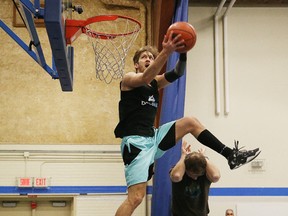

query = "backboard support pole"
[19, 1, 46, 68]
[0, 0, 74, 91]
[0, 20, 57, 78]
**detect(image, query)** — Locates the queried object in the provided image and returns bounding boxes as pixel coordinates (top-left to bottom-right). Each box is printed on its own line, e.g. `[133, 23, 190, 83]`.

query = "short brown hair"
[133, 45, 159, 64]
[184, 152, 207, 174]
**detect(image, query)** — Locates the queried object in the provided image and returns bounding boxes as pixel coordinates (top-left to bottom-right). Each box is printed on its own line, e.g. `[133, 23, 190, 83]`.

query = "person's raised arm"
[198, 148, 221, 183]
[122, 33, 184, 90]
[170, 141, 191, 182]
[157, 52, 187, 89]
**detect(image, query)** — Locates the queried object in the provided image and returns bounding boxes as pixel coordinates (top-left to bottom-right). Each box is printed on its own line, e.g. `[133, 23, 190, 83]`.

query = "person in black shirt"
[114, 32, 260, 216]
[170, 141, 220, 216]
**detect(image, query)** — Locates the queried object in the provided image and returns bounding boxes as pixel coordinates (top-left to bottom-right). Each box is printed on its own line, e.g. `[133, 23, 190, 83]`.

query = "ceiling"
[189, 0, 288, 7]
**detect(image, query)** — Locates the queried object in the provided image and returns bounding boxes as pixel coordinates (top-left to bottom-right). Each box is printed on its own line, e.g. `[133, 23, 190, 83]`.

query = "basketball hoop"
[65, 15, 141, 84]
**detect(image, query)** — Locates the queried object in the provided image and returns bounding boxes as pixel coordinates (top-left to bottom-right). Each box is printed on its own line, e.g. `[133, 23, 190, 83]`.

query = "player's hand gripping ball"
[167, 22, 197, 53]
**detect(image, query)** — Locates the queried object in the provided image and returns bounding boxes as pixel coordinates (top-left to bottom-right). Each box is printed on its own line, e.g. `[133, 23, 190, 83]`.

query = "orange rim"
[65, 15, 141, 43]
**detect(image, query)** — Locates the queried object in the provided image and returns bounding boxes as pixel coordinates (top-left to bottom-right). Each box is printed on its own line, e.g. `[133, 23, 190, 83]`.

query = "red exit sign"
[34, 177, 49, 188]
[17, 177, 50, 188]
[17, 177, 33, 187]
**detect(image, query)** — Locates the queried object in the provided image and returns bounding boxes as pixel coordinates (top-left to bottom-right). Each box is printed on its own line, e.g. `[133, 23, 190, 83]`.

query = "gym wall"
[186, 6, 288, 216]
[0, 0, 147, 145]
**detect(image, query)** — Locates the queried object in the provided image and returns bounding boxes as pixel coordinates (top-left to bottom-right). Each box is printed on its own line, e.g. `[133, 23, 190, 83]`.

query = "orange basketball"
[167, 22, 197, 53]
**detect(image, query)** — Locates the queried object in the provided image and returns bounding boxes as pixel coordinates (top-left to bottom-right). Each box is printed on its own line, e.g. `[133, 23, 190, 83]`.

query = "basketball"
[167, 22, 197, 53]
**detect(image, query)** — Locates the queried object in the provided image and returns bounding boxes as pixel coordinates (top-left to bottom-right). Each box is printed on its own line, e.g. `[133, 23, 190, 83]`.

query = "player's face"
[135, 51, 155, 72]
[186, 170, 205, 180]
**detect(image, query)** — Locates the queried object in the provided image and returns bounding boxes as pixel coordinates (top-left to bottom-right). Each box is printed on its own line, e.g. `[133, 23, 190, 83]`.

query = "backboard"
[45, 0, 76, 91]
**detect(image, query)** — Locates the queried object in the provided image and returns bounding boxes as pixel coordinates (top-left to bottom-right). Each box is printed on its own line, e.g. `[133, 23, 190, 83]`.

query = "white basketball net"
[85, 16, 141, 84]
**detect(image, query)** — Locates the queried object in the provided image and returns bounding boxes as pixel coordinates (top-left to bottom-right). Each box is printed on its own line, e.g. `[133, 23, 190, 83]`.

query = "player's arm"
[205, 157, 221, 183]
[170, 155, 186, 182]
[156, 53, 187, 89]
[122, 33, 184, 90]
[197, 148, 221, 183]
[170, 141, 191, 182]
[121, 49, 171, 91]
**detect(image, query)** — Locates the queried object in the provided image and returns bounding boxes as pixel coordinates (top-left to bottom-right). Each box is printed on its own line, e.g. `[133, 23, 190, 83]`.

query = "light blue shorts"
[121, 121, 175, 187]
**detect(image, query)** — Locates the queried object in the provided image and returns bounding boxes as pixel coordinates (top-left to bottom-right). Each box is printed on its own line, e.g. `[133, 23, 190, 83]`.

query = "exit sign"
[34, 177, 49, 188]
[17, 177, 50, 188]
[17, 177, 33, 187]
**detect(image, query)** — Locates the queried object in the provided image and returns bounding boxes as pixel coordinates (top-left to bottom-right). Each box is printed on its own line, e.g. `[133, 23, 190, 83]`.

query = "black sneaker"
[228, 140, 261, 170]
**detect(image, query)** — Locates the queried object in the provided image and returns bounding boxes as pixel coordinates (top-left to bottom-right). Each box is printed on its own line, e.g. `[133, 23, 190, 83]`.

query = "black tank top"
[114, 80, 159, 138]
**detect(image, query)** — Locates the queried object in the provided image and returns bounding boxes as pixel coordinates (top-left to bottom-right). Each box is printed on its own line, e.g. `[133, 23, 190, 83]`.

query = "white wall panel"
[208, 196, 288, 216]
[187, 6, 288, 186]
[41, 162, 125, 186]
[236, 202, 288, 216]
[74, 195, 146, 216]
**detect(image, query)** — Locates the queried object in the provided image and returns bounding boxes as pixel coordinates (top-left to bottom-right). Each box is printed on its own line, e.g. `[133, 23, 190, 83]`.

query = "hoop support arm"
[65, 19, 87, 44]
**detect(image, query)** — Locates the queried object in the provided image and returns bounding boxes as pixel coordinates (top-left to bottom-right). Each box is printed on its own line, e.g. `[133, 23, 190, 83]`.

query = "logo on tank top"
[141, 95, 158, 107]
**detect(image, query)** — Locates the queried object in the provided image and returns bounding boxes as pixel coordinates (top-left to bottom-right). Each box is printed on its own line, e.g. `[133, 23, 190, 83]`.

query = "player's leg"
[155, 119, 203, 154]
[174, 116, 261, 169]
[174, 116, 227, 154]
[116, 136, 155, 216]
[115, 182, 147, 216]
[154, 121, 177, 160]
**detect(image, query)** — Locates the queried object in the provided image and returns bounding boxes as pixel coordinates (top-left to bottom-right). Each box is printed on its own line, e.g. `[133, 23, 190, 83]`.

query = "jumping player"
[114, 32, 260, 216]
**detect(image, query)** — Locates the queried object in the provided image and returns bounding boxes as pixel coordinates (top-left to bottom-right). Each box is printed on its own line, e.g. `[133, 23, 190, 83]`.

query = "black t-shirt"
[172, 172, 211, 216]
[114, 80, 159, 138]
